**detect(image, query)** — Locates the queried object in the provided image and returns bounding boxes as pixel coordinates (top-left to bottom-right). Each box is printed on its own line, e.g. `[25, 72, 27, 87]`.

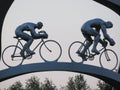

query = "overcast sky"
[0, 0, 120, 89]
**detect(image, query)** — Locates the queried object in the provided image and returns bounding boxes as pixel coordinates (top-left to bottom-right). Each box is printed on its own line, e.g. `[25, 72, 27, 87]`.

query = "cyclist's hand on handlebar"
[38, 30, 48, 39]
[102, 40, 108, 47]
[110, 38, 115, 46]
[38, 30, 46, 34]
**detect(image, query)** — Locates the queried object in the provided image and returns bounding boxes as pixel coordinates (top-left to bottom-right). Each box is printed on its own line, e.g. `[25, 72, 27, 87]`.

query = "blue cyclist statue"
[15, 21, 45, 58]
[76, 18, 115, 60]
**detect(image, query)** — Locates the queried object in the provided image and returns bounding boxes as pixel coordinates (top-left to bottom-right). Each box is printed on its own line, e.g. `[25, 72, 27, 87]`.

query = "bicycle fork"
[104, 50, 110, 61]
[42, 40, 52, 52]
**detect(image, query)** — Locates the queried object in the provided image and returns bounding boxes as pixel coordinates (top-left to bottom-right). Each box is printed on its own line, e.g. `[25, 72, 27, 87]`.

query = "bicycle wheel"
[2, 45, 24, 67]
[99, 49, 118, 70]
[68, 41, 88, 63]
[39, 40, 62, 62]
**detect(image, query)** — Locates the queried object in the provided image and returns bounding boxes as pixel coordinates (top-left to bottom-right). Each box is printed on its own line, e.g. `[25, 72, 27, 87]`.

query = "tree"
[41, 78, 58, 90]
[66, 74, 91, 90]
[96, 80, 112, 90]
[5, 76, 58, 90]
[59, 86, 67, 90]
[67, 77, 76, 90]
[7, 81, 24, 90]
[25, 76, 41, 90]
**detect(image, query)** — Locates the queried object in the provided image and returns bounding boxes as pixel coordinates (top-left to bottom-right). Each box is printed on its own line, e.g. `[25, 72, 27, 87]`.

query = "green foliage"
[7, 81, 24, 90]
[5, 76, 58, 90]
[41, 78, 58, 90]
[66, 74, 91, 90]
[96, 80, 112, 90]
[67, 77, 76, 90]
[25, 76, 41, 90]
[3, 74, 92, 90]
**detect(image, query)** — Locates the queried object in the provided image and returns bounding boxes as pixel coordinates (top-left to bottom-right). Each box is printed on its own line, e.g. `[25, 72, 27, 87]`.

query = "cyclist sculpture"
[15, 21, 48, 58]
[2, 22, 62, 67]
[76, 18, 115, 60]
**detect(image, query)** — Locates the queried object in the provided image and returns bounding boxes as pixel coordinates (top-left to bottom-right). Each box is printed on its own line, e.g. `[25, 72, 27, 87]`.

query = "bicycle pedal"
[25, 54, 32, 59]
[83, 59, 87, 61]
[22, 56, 26, 59]
[107, 59, 111, 61]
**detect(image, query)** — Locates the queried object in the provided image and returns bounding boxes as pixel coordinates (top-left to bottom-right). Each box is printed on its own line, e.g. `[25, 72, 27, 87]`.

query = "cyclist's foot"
[26, 49, 35, 55]
[20, 51, 26, 59]
[91, 49, 100, 55]
[76, 51, 87, 61]
[76, 50, 80, 55]
[102, 41, 108, 47]
[29, 51, 35, 55]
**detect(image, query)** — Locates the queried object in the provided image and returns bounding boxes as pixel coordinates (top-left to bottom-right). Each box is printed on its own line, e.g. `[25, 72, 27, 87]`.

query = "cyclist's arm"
[99, 38, 103, 43]
[27, 24, 41, 38]
[101, 24, 115, 46]
[31, 29, 41, 38]
[101, 24, 111, 41]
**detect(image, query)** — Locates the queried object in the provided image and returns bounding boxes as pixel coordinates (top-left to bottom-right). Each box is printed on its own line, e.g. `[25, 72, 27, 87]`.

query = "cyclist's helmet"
[105, 21, 113, 28]
[37, 22, 43, 29]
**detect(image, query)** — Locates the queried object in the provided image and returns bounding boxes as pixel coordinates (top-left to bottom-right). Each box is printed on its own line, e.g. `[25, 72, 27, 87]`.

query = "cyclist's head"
[105, 21, 113, 28]
[37, 22, 43, 29]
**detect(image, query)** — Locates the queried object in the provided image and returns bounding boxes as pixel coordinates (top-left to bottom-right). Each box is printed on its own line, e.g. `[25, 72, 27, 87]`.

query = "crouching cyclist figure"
[76, 18, 115, 61]
[15, 21, 48, 58]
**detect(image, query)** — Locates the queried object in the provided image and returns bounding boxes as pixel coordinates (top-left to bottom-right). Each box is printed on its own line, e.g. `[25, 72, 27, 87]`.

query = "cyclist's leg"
[90, 30, 100, 54]
[99, 39, 108, 47]
[81, 33, 93, 54]
[81, 28, 100, 54]
[77, 32, 93, 60]
[19, 33, 34, 57]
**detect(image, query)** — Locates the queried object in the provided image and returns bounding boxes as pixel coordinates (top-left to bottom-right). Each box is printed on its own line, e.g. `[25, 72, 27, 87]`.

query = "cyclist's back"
[81, 18, 104, 30]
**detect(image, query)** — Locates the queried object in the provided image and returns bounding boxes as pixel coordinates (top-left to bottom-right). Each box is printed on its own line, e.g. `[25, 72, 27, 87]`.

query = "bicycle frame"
[13, 38, 50, 56]
[88, 47, 105, 57]
[82, 40, 107, 59]
[68, 39, 118, 70]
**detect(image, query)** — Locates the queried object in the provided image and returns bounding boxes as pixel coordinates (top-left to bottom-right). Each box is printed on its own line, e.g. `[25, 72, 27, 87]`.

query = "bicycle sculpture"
[68, 39, 118, 70]
[2, 30, 62, 68]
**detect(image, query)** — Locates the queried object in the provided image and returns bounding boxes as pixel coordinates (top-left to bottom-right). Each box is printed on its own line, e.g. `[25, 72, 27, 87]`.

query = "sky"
[0, 0, 120, 89]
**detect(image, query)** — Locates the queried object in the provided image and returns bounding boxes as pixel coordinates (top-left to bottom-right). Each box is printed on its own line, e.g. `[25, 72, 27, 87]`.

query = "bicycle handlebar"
[102, 38, 108, 48]
[38, 30, 47, 34]
[38, 30, 48, 39]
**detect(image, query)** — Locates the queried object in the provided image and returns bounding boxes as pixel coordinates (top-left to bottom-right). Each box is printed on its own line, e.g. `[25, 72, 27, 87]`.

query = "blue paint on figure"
[77, 18, 115, 60]
[15, 22, 44, 58]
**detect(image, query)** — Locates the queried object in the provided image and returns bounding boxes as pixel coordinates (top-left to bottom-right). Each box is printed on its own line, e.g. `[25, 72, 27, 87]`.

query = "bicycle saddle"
[13, 36, 20, 39]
